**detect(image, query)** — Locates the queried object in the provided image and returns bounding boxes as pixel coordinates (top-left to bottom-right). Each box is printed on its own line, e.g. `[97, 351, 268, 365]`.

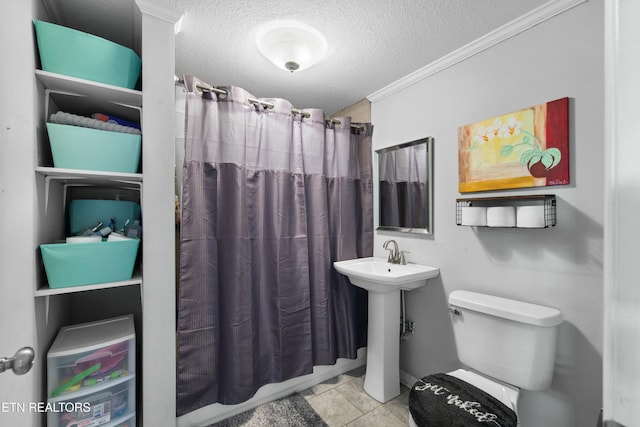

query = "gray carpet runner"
[209, 393, 328, 427]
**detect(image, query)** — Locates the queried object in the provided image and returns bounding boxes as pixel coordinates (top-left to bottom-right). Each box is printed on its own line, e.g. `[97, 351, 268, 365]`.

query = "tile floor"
[300, 367, 410, 427]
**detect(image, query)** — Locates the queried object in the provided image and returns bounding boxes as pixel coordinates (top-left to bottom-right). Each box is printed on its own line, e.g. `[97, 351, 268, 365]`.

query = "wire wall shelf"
[455, 194, 556, 228]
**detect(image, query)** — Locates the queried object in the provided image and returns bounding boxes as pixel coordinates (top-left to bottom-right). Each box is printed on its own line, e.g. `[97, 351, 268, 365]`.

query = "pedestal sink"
[334, 257, 439, 403]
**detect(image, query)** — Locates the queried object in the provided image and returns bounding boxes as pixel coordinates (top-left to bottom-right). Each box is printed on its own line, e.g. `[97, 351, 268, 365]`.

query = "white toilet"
[409, 290, 562, 427]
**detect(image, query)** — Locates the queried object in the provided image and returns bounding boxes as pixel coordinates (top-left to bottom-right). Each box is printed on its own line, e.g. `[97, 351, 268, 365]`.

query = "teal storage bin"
[41, 240, 140, 288]
[47, 123, 141, 173]
[33, 20, 141, 89]
[68, 200, 141, 236]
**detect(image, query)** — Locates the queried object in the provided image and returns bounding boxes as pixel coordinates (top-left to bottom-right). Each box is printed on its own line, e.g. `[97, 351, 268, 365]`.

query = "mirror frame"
[375, 136, 433, 235]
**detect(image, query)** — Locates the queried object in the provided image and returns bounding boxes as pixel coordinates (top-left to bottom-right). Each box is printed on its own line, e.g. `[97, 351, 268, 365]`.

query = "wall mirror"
[376, 137, 433, 234]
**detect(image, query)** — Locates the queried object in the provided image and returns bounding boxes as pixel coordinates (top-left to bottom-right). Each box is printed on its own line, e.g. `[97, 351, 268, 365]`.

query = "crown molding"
[367, 0, 588, 104]
[135, 0, 183, 24]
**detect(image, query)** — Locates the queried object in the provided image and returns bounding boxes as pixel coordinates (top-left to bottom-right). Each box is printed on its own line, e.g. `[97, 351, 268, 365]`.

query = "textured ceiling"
[46, 0, 546, 115]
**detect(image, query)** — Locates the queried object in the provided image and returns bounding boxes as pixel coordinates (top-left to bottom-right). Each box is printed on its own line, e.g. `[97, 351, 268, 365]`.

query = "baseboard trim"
[177, 348, 367, 426]
[400, 370, 419, 389]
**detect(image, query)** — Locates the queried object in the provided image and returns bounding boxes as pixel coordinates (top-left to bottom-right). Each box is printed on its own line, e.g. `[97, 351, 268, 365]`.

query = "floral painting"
[458, 97, 569, 193]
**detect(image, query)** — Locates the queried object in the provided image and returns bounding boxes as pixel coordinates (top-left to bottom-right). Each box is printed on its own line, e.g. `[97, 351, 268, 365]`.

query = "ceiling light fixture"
[255, 20, 328, 73]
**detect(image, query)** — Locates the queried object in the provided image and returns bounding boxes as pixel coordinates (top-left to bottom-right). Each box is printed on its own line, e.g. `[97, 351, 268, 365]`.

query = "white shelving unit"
[34, 71, 144, 297]
[24, 2, 180, 425]
[34, 68, 143, 427]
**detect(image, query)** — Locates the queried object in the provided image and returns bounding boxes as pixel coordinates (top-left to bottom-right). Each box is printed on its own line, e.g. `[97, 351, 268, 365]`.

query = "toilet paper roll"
[516, 205, 546, 228]
[486, 206, 516, 227]
[460, 206, 487, 226]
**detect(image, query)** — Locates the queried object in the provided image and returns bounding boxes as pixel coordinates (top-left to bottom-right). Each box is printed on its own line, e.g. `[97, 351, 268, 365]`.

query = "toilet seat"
[408, 370, 519, 427]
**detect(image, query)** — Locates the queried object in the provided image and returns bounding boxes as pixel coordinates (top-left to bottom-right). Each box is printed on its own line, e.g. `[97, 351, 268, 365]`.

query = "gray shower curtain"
[176, 77, 373, 416]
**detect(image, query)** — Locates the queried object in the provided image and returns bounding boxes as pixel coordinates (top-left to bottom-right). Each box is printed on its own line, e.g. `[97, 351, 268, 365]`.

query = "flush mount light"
[255, 20, 329, 73]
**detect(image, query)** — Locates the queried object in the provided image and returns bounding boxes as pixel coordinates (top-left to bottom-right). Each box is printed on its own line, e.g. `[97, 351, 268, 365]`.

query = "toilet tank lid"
[449, 290, 562, 327]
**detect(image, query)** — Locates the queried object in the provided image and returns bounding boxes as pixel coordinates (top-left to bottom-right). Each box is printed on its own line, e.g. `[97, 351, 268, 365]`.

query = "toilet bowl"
[408, 290, 562, 427]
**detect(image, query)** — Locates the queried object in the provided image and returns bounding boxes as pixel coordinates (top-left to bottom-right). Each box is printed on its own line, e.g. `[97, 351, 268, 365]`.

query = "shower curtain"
[176, 76, 373, 416]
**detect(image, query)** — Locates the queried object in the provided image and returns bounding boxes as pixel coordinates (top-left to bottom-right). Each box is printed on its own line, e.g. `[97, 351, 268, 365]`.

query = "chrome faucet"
[383, 239, 410, 264]
[383, 239, 400, 264]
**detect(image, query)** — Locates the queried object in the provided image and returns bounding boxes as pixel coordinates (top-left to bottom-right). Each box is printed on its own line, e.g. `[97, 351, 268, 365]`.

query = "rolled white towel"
[49, 111, 141, 135]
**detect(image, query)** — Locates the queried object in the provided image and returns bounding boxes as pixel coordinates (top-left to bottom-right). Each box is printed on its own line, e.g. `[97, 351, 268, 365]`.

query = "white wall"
[370, 1, 603, 426]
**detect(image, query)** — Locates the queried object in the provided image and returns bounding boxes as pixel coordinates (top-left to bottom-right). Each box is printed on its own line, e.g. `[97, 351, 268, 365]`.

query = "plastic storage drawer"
[46, 123, 141, 173]
[47, 316, 135, 398]
[33, 20, 141, 89]
[49, 379, 135, 427]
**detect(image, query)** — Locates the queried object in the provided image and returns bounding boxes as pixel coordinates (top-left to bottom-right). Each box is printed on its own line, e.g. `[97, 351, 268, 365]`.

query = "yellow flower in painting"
[490, 118, 502, 139]
[499, 116, 522, 138]
[470, 118, 516, 151]
[475, 126, 492, 143]
[475, 119, 503, 144]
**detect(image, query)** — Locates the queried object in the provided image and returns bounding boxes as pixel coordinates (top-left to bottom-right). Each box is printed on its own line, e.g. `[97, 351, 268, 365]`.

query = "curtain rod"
[175, 76, 365, 131]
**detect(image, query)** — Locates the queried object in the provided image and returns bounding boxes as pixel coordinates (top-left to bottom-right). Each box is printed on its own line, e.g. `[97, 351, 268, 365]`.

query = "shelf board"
[35, 273, 142, 297]
[36, 168, 143, 215]
[35, 70, 142, 108]
[456, 194, 555, 203]
[36, 166, 142, 184]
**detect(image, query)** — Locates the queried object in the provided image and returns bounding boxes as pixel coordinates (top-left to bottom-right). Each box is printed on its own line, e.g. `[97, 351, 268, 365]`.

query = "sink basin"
[334, 257, 439, 293]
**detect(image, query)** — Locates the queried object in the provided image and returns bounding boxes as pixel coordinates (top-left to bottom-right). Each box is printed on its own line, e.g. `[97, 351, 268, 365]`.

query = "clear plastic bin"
[47, 316, 135, 398]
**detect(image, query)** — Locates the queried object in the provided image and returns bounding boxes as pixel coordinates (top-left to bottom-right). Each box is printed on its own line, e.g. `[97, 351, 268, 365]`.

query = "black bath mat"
[409, 373, 517, 426]
[208, 393, 328, 427]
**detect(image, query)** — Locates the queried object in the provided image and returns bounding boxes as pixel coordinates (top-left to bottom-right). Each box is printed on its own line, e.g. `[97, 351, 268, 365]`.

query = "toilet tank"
[448, 290, 562, 391]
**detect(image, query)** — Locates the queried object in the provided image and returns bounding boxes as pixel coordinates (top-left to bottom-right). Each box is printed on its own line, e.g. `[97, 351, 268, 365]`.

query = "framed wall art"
[458, 97, 569, 193]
